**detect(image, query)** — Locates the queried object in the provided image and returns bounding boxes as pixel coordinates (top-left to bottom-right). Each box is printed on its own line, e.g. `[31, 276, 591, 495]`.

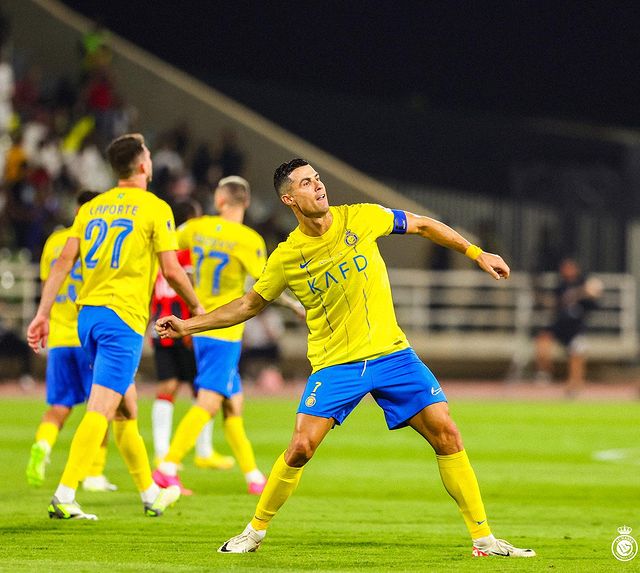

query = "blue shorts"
[77, 306, 143, 396]
[298, 348, 446, 430]
[192, 336, 242, 398]
[46, 346, 93, 407]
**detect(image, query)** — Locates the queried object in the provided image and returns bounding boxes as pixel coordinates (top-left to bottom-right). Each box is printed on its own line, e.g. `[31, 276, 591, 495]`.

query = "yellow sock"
[113, 419, 153, 492]
[224, 416, 257, 474]
[60, 412, 108, 489]
[165, 405, 211, 465]
[35, 421, 59, 447]
[437, 449, 491, 539]
[86, 445, 108, 478]
[250, 452, 303, 531]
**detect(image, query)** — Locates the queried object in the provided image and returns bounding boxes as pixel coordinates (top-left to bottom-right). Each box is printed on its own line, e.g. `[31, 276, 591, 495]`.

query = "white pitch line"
[593, 448, 640, 465]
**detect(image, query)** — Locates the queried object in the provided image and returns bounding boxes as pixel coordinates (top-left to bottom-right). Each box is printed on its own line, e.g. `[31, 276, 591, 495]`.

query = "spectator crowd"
[0, 10, 264, 263]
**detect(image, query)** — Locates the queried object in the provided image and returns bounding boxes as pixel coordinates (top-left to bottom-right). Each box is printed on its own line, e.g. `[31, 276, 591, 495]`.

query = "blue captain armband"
[391, 209, 408, 234]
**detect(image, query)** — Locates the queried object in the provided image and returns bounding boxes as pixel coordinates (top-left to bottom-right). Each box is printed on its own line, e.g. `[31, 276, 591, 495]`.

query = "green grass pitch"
[0, 394, 637, 572]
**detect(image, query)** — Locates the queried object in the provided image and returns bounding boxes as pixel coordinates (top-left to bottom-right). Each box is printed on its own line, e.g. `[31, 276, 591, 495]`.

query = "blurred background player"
[27, 133, 204, 520]
[153, 176, 302, 495]
[534, 257, 603, 396]
[26, 190, 117, 492]
[150, 199, 234, 474]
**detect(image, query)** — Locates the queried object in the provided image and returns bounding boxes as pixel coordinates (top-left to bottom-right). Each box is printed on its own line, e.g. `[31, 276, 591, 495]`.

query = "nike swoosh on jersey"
[431, 387, 443, 395]
[299, 260, 313, 269]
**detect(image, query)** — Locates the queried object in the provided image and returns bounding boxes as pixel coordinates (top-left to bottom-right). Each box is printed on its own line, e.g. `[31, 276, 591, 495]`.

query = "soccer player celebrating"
[26, 190, 117, 493]
[153, 176, 300, 495]
[156, 159, 536, 557]
[28, 133, 204, 520]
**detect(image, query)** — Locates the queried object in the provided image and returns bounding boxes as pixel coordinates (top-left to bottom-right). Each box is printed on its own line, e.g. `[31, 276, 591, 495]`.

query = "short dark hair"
[106, 133, 145, 179]
[273, 158, 309, 196]
[216, 175, 250, 206]
[172, 199, 202, 227]
[76, 190, 100, 206]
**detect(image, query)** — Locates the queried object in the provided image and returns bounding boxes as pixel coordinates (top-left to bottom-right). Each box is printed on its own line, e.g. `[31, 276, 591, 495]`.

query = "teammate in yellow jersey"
[27, 133, 204, 520]
[157, 158, 536, 558]
[149, 200, 234, 475]
[26, 191, 117, 492]
[153, 176, 302, 495]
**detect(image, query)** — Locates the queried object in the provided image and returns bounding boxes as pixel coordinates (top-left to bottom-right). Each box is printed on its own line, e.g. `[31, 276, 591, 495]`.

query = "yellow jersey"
[178, 215, 266, 341]
[70, 187, 178, 335]
[40, 227, 82, 348]
[253, 204, 409, 372]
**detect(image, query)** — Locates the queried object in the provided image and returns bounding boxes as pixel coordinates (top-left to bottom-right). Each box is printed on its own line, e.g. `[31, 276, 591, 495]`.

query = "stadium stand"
[1, 0, 637, 382]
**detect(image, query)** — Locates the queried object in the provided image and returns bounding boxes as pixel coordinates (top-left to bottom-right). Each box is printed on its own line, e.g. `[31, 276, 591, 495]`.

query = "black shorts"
[551, 320, 584, 348]
[153, 343, 196, 383]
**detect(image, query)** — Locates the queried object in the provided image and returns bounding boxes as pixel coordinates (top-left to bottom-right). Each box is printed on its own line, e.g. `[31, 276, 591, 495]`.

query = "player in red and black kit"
[150, 200, 234, 482]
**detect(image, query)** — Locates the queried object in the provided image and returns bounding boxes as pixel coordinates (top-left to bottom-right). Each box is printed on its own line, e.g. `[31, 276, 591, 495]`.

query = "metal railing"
[387, 269, 638, 364]
[2, 261, 636, 365]
[0, 253, 38, 335]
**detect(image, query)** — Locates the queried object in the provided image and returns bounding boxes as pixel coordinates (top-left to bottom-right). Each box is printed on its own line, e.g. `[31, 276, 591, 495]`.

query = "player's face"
[560, 259, 579, 281]
[282, 164, 329, 216]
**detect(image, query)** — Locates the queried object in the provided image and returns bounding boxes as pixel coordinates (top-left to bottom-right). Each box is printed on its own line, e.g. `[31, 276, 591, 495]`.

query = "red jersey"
[150, 249, 192, 347]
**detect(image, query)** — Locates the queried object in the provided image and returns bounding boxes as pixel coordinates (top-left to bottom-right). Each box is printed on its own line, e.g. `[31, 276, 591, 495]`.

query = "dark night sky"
[60, 0, 640, 127]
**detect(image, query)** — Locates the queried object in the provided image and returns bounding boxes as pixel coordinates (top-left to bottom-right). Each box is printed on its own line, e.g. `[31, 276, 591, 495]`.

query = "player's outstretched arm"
[156, 288, 270, 339]
[404, 211, 510, 280]
[27, 237, 80, 352]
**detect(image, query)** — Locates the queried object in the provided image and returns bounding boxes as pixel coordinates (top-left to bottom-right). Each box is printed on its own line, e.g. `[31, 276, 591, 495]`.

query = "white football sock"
[473, 534, 496, 547]
[245, 469, 265, 484]
[152, 398, 174, 460]
[195, 419, 214, 458]
[37, 439, 52, 455]
[245, 523, 267, 539]
[158, 461, 178, 476]
[54, 484, 75, 503]
[140, 482, 161, 504]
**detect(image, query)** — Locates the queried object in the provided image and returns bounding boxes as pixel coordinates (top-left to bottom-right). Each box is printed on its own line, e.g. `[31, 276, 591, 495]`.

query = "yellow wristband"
[465, 244, 483, 260]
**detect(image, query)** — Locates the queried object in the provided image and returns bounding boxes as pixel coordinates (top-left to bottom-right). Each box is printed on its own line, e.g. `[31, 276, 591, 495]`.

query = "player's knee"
[286, 436, 317, 466]
[222, 397, 243, 418]
[196, 389, 224, 416]
[157, 379, 178, 396]
[46, 405, 71, 427]
[430, 421, 463, 454]
[115, 400, 137, 420]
